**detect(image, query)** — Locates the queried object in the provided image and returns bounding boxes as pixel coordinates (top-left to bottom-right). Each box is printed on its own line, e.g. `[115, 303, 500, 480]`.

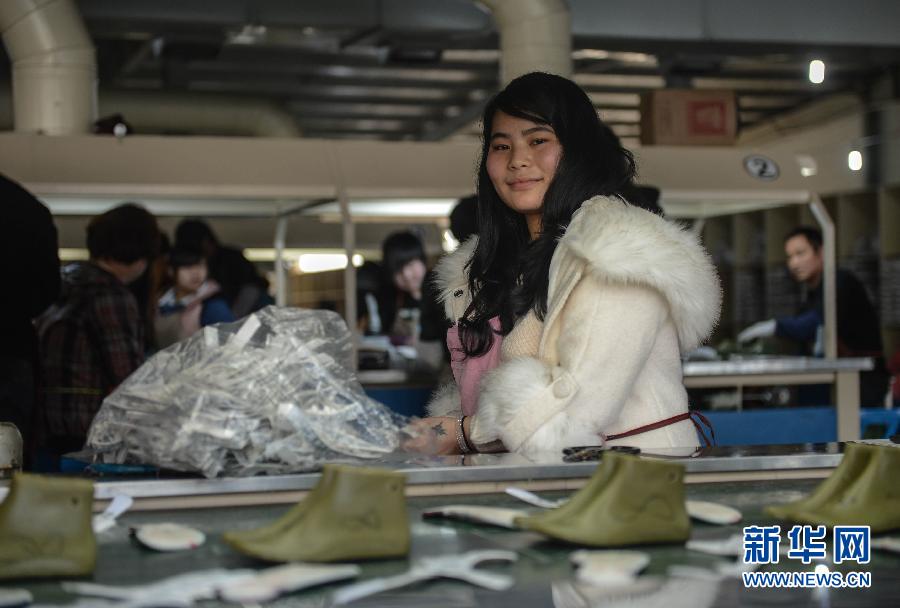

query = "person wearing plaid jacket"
[35, 204, 159, 463]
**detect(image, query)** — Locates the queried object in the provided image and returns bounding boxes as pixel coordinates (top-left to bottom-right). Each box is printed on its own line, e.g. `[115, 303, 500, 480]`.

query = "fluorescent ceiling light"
[39, 196, 298, 217]
[307, 199, 457, 219]
[297, 253, 363, 274]
[39, 195, 458, 222]
[244, 249, 366, 273]
[795, 154, 818, 177]
[59, 248, 89, 261]
[808, 60, 826, 84]
[243, 248, 374, 262]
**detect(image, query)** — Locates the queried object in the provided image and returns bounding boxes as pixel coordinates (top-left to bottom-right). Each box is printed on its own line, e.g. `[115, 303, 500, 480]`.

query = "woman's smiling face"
[486, 110, 563, 236]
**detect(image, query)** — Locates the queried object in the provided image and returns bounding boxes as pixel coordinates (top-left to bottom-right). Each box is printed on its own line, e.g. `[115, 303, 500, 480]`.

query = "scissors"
[332, 549, 518, 605]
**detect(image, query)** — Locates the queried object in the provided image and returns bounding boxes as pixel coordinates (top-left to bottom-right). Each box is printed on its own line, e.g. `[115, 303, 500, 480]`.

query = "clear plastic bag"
[87, 307, 406, 477]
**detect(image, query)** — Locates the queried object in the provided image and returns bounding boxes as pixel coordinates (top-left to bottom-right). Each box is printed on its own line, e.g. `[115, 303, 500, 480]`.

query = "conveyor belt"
[0, 443, 856, 511]
[11, 477, 898, 607]
[86, 443, 849, 510]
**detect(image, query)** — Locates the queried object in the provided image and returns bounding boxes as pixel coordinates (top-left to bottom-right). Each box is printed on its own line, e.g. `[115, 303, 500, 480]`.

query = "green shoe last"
[517, 452, 690, 547]
[765, 442, 878, 522]
[0, 473, 96, 579]
[224, 464, 409, 562]
[791, 444, 900, 532]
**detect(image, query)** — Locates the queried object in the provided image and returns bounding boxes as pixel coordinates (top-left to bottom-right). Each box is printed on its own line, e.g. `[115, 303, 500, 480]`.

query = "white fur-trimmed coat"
[427, 196, 722, 455]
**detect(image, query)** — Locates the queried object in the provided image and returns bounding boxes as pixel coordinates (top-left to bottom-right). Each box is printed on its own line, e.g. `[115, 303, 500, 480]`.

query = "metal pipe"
[0, 87, 301, 137]
[809, 195, 837, 359]
[274, 216, 288, 307]
[99, 91, 300, 138]
[338, 186, 358, 369]
[0, 0, 96, 134]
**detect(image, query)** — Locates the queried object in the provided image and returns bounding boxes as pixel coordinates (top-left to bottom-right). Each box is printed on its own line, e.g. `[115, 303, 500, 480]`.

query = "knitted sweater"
[501, 311, 543, 360]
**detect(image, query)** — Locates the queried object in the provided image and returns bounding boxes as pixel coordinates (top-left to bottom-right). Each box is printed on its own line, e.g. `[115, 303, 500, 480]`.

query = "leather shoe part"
[224, 464, 410, 562]
[0, 473, 96, 579]
[516, 452, 690, 547]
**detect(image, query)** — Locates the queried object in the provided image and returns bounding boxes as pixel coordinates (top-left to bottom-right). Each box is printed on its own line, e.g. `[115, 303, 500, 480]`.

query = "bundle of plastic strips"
[87, 307, 405, 478]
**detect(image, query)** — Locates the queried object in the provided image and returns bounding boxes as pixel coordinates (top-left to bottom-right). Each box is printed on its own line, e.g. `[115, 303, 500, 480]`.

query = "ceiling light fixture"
[296, 253, 363, 274]
[808, 59, 825, 84]
[848, 150, 862, 171]
[572, 49, 610, 60]
[795, 154, 818, 177]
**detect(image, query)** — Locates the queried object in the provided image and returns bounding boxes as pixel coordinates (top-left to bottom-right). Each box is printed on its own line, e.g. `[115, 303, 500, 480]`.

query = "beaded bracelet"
[456, 415, 473, 454]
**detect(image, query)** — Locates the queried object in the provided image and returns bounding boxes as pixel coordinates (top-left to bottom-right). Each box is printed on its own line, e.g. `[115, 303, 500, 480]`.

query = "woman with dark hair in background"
[174, 219, 272, 318]
[407, 72, 721, 456]
[379, 231, 428, 345]
[155, 248, 235, 349]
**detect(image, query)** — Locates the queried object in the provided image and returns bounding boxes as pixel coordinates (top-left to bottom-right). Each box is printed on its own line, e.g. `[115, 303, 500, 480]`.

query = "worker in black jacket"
[0, 174, 60, 460]
[739, 226, 889, 406]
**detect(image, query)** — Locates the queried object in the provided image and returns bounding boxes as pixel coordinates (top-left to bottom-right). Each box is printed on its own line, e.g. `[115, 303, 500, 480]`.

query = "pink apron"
[446, 317, 502, 416]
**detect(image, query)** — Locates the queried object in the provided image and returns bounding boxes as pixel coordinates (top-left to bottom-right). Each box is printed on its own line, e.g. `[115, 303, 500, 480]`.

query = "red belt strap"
[606, 411, 716, 447]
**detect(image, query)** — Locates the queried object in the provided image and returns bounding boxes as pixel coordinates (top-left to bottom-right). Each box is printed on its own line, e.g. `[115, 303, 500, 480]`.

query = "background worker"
[0, 175, 60, 461]
[35, 204, 160, 464]
[739, 226, 889, 406]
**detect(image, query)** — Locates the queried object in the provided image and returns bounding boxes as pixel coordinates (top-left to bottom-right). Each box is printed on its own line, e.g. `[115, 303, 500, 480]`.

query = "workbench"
[683, 357, 873, 441]
[3, 443, 898, 607]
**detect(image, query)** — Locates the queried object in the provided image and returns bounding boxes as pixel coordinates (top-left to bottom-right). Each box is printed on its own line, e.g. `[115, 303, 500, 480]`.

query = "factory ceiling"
[1, 0, 899, 145]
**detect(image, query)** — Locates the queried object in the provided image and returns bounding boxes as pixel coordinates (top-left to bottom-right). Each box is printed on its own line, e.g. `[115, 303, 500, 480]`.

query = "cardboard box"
[640, 89, 738, 145]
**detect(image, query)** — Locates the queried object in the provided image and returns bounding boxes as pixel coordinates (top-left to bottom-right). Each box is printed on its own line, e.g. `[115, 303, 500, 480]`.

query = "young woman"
[379, 231, 429, 345]
[409, 72, 721, 456]
[155, 248, 234, 349]
[377, 231, 448, 371]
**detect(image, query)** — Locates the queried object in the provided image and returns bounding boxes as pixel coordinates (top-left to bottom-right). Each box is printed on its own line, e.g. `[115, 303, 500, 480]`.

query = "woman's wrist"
[456, 415, 474, 454]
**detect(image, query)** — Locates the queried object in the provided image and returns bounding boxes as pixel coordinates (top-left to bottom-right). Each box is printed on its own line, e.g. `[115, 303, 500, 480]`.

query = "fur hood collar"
[559, 196, 721, 350]
[431, 235, 477, 315]
[433, 195, 721, 351]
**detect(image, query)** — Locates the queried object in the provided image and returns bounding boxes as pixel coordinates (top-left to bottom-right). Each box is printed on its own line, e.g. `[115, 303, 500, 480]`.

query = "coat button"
[553, 377, 573, 399]
[453, 289, 464, 297]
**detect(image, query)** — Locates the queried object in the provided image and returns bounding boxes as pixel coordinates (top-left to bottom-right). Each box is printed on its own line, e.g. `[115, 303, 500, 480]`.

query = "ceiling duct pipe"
[100, 91, 301, 138]
[0, 88, 301, 137]
[479, 0, 572, 85]
[0, 0, 96, 134]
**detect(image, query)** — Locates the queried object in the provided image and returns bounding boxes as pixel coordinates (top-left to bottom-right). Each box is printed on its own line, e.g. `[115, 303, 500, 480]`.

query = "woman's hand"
[402, 416, 460, 455]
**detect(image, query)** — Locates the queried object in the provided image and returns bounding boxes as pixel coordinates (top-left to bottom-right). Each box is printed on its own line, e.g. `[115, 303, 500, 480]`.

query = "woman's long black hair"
[459, 72, 636, 357]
